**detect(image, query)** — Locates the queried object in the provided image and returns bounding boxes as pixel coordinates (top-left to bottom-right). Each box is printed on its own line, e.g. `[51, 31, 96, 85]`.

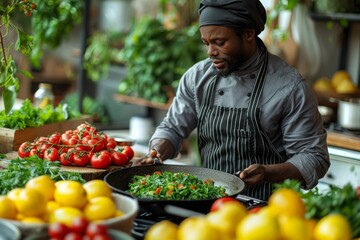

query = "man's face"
[200, 26, 249, 76]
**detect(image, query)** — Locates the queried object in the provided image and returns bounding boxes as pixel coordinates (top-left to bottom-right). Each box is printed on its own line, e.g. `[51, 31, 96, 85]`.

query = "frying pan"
[104, 164, 245, 214]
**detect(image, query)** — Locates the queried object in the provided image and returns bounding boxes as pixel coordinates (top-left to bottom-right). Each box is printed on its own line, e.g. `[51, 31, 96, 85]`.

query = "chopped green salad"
[128, 171, 227, 200]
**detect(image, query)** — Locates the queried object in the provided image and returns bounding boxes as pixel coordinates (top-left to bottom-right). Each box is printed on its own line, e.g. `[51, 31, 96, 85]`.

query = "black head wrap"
[198, 0, 266, 35]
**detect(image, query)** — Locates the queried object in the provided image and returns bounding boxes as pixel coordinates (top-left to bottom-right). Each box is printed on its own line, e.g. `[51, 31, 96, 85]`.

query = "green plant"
[83, 32, 125, 82]
[118, 17, 206, 104]
[30, 0, 83, 68]
[0, 0, 34, 114]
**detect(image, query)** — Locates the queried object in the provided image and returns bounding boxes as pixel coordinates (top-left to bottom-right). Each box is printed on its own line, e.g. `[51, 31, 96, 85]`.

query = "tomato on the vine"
[87, 137, 106, 152]
[60, 151, 74, 166]
[44, 147, 59, 162]
[18, 142, 33, 158]
[73, 152, 90, 166]
[91, 150, 112, 169]
[122, 146, 135, 160]
[49, 132, 61, 144]
[111, 150, 129, 166]
[106, 137, 117, 149]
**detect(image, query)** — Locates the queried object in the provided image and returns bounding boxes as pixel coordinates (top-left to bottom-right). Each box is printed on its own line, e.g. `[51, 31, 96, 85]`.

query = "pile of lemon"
[145, 188, 353, 240]
[0, 176, 123, 226]
[313, 70, 358, 94]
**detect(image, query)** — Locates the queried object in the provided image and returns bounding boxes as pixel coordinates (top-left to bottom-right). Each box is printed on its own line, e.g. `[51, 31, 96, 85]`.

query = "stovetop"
[131, 194, 267, 240]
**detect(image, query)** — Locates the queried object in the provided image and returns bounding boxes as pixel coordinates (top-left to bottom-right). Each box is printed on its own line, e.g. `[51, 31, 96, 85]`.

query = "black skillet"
[104, 164, 245, 214]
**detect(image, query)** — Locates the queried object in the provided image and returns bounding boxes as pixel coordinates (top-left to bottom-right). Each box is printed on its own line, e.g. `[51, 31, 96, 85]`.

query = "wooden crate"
[0, 115, 93, 153]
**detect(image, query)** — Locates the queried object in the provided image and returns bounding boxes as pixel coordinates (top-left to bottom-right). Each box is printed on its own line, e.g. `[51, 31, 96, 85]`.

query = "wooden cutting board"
[327, 131, 360, 152]
[3, 151, 141, 181]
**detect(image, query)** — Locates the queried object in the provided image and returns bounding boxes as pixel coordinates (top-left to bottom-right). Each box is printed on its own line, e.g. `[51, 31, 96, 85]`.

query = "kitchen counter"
[327, 131, 360, 152]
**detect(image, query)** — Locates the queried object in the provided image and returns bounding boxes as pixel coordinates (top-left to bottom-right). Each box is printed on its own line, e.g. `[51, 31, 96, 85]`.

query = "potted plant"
[0, 0, 34, 114]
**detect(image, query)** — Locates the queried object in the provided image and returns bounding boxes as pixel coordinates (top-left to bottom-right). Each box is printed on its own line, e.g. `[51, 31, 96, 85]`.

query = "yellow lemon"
[7, 188, 22, 201]
[314, 214, 352, 240]
[178, 216, 220, 240]
[0, 196, 17, 219]
[21, 217, 46, 224]
[54, 180, 87, 209]
[14, 188, 46, 217]
[25, 175, 56, 201]
[83, 179, 112, 200]
[313, 77, 334, 91]
[331, 70, 352, 89]
[236, 212, 280, 240]
[49, 207, 84, 227]
[278, 215, 312, 240]
[44, 200, 61, 221]
[206, 201, 248, 238]
[335, 80, 357, 93]
[145, 220, 178, 240]
[83, 196, 117, 222]
[268, 188, 305, 218]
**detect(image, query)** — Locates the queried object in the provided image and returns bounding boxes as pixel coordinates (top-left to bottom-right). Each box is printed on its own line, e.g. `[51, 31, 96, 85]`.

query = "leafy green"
[60, 92, 109, 124]
[0, 155, 85, 195]
[0, 98, 80, 129]
[129, 171, 226, 200]
[30, 0, 83, 68]
[118, 17, 206, 104]
[275, 179, 360, 238]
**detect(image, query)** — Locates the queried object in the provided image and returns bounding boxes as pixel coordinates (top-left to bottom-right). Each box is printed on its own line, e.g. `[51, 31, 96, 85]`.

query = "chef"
[137, 0, 330, 200]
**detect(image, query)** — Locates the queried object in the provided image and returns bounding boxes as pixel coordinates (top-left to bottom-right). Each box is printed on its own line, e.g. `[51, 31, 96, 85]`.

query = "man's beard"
[212, 57, 242, 77]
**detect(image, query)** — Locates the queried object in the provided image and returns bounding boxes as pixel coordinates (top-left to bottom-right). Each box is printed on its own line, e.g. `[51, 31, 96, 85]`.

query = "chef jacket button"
[218, 90, 224, 95]
[250, 74, 256, 79]
[247, 92, 251, 97]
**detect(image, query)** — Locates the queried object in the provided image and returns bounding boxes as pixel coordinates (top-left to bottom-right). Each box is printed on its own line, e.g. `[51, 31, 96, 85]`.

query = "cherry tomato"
[49, 132, 61, 144]
[248, 206, 263, 214]
[210, 197, 238, 212]
[59, 152, 73, 166]
[44, 147, 59, 162]
[122, 146, 135, 160]
[88, 138, 105, 152]
[111, 151, 129, 166]
[18, 142, 33, 158]
[91, 150, 112, 169]
[48, 222, 70, 239]
[64, 232, 83, 240]
[86, 223, 108, 238]
[73, 152, 90, 166]
[69, 216, 89, 235]
[106, 137, 117, 149]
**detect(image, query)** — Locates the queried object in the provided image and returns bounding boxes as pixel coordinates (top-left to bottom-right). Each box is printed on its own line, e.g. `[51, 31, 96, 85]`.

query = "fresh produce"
[0, 176, 124, 226]
[144, 181, 357, 240]
[48, 217, 112, 239]
[276, 179, 360, 238]
[128, 171, 226, 200]
[210, 196, 239, 212]
[17, 122, 135, 169]
[0, 99, 80, 130]
[0, 155, 85, 195]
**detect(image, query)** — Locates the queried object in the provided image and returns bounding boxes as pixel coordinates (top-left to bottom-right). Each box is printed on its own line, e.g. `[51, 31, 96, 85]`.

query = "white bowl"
[102, 193, 139, 234]
[0, 219, 21, 240]
[0, 193, 139, 237]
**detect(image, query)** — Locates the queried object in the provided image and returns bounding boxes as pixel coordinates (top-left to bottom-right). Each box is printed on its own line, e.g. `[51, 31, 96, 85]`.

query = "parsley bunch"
[0, 155, 85, 195]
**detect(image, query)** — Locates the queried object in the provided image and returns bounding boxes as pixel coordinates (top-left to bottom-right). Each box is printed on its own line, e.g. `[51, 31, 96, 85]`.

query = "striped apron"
[197, 50, 283, 200]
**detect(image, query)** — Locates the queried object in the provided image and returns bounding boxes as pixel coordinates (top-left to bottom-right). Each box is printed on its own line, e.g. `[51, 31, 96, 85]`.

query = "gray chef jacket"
[150, 47, 330, 192]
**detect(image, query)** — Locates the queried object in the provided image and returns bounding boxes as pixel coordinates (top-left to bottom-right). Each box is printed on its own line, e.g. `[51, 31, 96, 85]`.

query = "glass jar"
[34, 83, 54, 108]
